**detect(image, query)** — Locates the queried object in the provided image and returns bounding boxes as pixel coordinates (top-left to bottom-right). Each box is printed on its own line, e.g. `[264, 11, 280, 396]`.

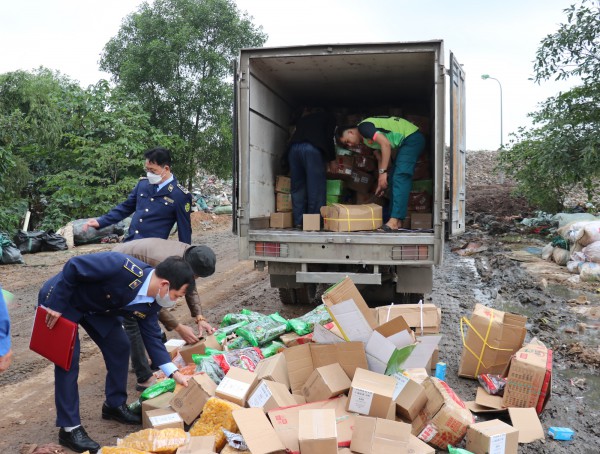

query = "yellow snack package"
[117, 428, 188, 454]
[189, 397, 242, 451]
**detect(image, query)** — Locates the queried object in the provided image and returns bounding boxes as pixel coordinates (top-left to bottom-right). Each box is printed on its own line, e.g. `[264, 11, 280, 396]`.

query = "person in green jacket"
[337, 116, 425, 231]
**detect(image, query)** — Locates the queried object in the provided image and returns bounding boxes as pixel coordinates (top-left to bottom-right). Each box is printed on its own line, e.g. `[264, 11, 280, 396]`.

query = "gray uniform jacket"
[113, 238, 203, 330]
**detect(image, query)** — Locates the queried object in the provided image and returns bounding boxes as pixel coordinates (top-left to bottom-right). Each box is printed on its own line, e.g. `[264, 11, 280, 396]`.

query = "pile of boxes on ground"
[108, 277, 555, 453]
[269, 131, 433, 232]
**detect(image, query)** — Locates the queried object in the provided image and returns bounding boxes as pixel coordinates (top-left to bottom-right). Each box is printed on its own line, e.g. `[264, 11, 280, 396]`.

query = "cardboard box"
[233, 407, 286, 454]
[275, 175, 291, 194]
[268, 396, 354, 453]
[146, 407, 184, 430]
[407, 434, 435, 454]
[347, 169, 375, 194]
[459, 304, 527, 378]
[350, 416, 410, 454]
[270, 212, 293, 229]
[255, 353, 290, 390]
[502, 339, 552, 413]
[179, 341, 206, 365]
[335, 155, 354, 176]
[302, 363, 351, 403]
[393, 374, 427, 421]
[407, 191, 431, 212]
[326, 179, 345, 196]
[165, 338, 186, 359]
[276, 193, 292, 212]
[142, 392, 175, 429]
[283, 342, 368, 394]
[321, 204, 382, 232]
[417, 377, 474, 450]
[365, 316, 415, 374]
[248, 379, 297, 412]
[411, 179, 433, 196]
[303, 214, 321, 231]
[347, 368, 397, 418]
[354, 155, 377, 172]
[426, 347, 439, 371]
[170, 373, 217, 424]
[203, 334, 223, 351]
[411, 213, 432, 230]
[215, 366, 258, 406]
[397, 335, 442, 371]
[176, 436, 217, 454]
[466, 419, 519, 454]
[298, 409, 338, 454]
[322, 277, 377, 341]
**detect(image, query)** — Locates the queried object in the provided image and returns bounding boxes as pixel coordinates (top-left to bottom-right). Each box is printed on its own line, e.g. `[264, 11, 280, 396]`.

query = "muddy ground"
[1, 200, 599, 453]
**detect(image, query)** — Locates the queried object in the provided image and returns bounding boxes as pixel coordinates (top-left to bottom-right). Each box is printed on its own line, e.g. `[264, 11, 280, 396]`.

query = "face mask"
[155, 284, 177, 308]
[146, 170, 164, 185]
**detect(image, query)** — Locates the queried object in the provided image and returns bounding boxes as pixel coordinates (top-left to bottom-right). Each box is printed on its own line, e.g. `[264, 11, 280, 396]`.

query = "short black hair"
[335, 124, 356, 140]
[144, 147, 172, 167]
[155, 256, 195, 292]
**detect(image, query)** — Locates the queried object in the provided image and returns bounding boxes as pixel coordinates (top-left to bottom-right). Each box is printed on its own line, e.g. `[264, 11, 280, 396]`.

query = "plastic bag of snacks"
[477, 374, 507, 396]
[269, 312, 291, 331]
[260, 340, 286, 358]
[289, 304, 332, 335]
[214, 320, 250, 344]
[213, 346, 264, 374]
[236, 317, 287, 346]
[220, 310, 267, 327]
[189, 397, 242, 451]
[117, 428, 188, 453]
[192, 353, 225, 384]
[224, 335, 252, 350]
[140, 379, 176, 401]
[101, 447, 151, 454]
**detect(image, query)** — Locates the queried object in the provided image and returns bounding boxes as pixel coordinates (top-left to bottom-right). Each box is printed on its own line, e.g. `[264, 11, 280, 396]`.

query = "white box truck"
[233, 41, 465, 305]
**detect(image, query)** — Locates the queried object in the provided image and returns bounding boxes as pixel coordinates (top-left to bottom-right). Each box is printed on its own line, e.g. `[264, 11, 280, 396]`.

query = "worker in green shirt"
[337, 116, 425, 231]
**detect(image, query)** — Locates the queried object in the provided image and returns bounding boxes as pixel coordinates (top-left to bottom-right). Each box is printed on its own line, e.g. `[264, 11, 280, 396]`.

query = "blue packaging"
[434, 362, 447, 381]
[548, 427, 575, 441]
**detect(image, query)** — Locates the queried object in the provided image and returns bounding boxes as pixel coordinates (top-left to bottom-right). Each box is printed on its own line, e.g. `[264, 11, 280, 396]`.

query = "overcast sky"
[0, 0, 578, 150]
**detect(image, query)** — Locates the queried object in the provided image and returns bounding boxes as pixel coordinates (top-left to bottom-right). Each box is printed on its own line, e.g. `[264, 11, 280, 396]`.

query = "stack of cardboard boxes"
[270, 176, 293, 228]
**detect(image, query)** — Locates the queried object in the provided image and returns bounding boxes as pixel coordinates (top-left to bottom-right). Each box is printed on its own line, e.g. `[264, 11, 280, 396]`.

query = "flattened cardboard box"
[215, 366, 258, 407]
[142, 392, 175, 429]
[146, 407, 184, 430]
[321, 203, 382, 232]
[176, 436, 217, 454]
[466, 419, 519, 454]
[283, 341, 367, 394]
[502, 339, 552, 414]
[459, 304, 527, 378]
[298, 409, 338, 454]
[347, 368, 397, 418]
[233, 407, 286, 454]
[407, 434, 435, 454]
[248, 379, 297, 412]
[170, 373, 217, 424]
[268, 395, 355, 453]
[350, 416, 410, 454]
[376, 304, 441, 334]
[302, 363, 351, 403]
[254, 353, 290, 390]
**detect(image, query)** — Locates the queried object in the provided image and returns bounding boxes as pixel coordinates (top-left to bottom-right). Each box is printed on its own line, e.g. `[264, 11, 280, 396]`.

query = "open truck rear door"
[449, 52, 466, 235]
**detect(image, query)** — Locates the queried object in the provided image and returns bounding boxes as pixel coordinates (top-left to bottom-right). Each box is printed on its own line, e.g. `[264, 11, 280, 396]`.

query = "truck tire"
[278, 284, 317, 306]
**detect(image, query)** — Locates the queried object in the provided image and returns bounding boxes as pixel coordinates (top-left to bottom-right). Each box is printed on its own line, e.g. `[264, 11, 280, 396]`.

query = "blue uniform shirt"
[0, 286, 10, 356]
[97, 176, 193, 244]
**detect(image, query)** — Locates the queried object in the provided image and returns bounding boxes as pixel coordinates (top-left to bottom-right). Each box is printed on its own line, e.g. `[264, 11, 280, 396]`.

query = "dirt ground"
[1, 199, 599, 453]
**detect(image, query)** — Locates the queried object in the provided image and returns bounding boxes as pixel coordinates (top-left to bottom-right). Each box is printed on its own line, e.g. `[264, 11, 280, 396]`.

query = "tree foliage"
[99, 0, 267, 184]
[498, 0, 600, 212]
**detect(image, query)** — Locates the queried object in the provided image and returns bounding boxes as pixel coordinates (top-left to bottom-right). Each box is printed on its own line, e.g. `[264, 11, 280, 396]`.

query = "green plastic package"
[288, 304, 332, 335]
[261, 340, 285, 358]
[269, 312, 291, 331]
[448, 446, 475, 454]
[220, 310, 267, 327]
[236, 317, 288, 347]
[225, 336, 252, 350]
[384, 344, 416, 375]
[191, 352, 225, 384]
[128, 399, 142, 414]
[140, 378, 176, 401]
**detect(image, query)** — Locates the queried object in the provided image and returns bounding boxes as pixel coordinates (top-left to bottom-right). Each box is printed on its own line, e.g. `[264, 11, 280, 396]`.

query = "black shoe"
[102, 402, 142, 425]
[58, 426, 100, 453]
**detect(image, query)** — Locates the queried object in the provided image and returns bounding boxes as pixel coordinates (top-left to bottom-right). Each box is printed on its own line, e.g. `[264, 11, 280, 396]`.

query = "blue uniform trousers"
[289, 142, 327, 227]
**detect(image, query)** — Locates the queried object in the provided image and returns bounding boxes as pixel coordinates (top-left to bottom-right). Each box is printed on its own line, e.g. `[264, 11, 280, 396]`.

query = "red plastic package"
[213, 347, 264, 374]
[478, 374, 506, 396]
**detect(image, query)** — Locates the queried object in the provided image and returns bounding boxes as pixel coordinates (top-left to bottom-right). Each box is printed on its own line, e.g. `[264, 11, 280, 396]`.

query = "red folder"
[29, 306, 78, 371]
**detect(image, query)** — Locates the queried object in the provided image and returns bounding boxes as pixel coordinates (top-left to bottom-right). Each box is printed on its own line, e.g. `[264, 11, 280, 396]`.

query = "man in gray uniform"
[113, 238, 216, 390]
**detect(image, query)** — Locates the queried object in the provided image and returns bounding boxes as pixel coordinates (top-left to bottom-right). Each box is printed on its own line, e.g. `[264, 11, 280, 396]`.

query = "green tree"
[498, 0, 600, 211]
[99, 0, 266, 185]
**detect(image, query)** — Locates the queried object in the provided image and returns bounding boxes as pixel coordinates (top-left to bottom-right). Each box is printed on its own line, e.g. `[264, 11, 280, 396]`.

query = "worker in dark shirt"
[287, 108, 337, 228]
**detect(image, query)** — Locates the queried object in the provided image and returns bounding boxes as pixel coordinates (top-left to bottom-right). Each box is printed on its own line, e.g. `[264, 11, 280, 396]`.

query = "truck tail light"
[254, 242, 288, 257]
[391, 245, 430, 260]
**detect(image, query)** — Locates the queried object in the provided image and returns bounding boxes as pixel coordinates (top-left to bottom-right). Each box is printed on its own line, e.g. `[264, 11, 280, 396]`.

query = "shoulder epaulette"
[177, 183, 189, 194]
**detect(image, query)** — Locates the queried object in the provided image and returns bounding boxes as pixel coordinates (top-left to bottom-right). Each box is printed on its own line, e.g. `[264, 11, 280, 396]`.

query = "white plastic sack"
[566, 261, 582, 274]
[541, 243, 554, 261]
[582, 241, 600, 263]
[576, 221, 600, 247]
[552, 212, 598, 228]
[552, 247, 570, 266]
[579, 262, 600, 282]
[558, 220, 593, 242]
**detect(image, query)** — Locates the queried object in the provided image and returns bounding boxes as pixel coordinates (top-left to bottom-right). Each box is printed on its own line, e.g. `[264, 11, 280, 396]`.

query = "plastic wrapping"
[541, 243, 554, 261]
[288, 304, 332, 335]
[101, 447, 151, 454]
[447, 446, 475, 454]
[384, 344, 416, 375]
[117, 428, 188, 454]
[579, 262, 600, 282]
[139, 379, 176, 401]
[222, 428, 249, 451]
[260, 340, 285, 358]
[213, 347, 264, 374]
[220, 310, 267, 327]
[192, 354, 225, 384]
[214, 320, 250, 338]
[235, 317, 287, 346]
[269, 312, 291, 331]
[477, 374, 506, 396]
[189, 397, 242, 451]
[224, 336, 252, 350]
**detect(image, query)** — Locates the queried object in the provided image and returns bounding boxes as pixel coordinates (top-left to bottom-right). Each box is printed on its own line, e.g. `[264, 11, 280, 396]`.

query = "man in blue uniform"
[0, 285, 12, 373]
[85, 147, 193, 243]
[39, 252, 195, 453]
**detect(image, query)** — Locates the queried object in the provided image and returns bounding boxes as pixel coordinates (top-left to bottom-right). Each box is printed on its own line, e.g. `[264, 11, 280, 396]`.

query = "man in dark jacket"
[38, 252, 194, 453]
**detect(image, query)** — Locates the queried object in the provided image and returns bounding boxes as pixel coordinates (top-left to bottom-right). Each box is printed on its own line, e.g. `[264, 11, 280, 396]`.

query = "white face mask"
[155, 284, 177, 308]
[146, 170, 164, 185]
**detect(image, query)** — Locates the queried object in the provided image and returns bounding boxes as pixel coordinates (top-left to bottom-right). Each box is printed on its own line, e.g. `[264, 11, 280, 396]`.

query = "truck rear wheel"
[278, 284, 317, 306]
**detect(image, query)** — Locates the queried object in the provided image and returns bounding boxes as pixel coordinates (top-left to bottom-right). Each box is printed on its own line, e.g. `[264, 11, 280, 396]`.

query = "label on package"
[489, 433, 506, 454]
[248, 381, 272, 408]
[418, 423, 438, 443]
[348, 387, 373, 415]
[149, 412, 182, 426]
[392, 373, 410, 400]
[217, 377, 251, 398]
